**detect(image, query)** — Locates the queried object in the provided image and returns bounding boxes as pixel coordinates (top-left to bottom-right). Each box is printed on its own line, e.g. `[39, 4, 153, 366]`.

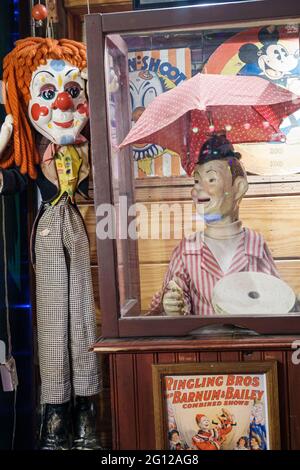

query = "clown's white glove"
[0, 114, 13, 157]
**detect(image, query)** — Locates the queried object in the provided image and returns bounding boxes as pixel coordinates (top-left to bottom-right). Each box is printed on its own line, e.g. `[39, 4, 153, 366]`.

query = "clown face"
[197, 416, 211, 431]
[29, 59, 89, 145]
[130, 70, 164, 160]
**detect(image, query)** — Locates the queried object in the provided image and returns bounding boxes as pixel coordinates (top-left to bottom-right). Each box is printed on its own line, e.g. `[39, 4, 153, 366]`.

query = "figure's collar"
[183, 228, 264, 259]
[42, 135, 87, 164]
[204, 220, 243, 239]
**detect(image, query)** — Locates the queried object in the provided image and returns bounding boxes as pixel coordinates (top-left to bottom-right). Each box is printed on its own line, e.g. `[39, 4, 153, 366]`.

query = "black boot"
[72, 396, 103, 450]
[39, 403, 71, 450]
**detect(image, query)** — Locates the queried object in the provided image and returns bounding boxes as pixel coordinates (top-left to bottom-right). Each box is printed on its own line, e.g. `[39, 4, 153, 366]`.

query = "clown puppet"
[0, 38, 101, 450]
[150, 133, 286, 316]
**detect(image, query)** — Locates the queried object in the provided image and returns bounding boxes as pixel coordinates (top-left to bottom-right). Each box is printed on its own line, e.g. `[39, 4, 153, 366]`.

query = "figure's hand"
[163, 279, 185, 316]
[0, 114, 13, 157]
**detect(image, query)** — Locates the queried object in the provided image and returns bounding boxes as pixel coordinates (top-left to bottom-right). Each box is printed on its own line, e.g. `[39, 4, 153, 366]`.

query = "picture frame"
[152, 361, 280, 450]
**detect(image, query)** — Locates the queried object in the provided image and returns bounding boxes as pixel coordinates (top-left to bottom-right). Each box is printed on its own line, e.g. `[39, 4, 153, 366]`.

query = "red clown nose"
[52, 92, 74, 111]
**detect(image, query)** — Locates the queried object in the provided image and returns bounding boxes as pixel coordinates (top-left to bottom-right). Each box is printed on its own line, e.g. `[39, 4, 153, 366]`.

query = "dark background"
[0, 0, 34, 450]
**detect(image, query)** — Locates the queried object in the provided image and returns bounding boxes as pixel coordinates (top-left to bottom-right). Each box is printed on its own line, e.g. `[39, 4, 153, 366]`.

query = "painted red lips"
[53, 120, 74, 128]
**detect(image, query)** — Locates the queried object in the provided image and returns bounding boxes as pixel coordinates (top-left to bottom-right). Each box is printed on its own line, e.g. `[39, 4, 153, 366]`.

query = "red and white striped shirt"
[150, 228, 280, 316]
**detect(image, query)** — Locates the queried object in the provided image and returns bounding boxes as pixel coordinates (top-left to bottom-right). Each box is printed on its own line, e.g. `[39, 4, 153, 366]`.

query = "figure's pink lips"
[53, 120, 74, 128]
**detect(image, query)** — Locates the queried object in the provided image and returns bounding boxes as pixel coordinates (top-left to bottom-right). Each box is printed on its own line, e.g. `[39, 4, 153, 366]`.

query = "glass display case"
[86, 0, 300, 337]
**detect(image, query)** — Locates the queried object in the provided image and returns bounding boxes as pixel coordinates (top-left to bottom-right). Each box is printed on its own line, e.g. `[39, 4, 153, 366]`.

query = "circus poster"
[152, 363, 280, 450]
[128, 48, 191, 178]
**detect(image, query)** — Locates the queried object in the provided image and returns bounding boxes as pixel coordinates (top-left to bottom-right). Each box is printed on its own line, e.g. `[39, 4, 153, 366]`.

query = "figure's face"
[29, 59, 89, 145]
[251, 437, 259, 448]
[253, 404, 264, 422]
[239, 438, 246, 447]
[198, 416, 210, 431]
[171, 433, 180, 443]
[192, 160, 236, 222]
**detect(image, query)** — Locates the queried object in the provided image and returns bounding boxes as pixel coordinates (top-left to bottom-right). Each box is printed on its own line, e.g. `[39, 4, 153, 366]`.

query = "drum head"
[212, 272, 295, 315]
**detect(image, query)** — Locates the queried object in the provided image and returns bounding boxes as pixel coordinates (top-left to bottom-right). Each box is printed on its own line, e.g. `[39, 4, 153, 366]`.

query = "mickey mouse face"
[258, 44, 298, 80]
[238, 26, 299, 82]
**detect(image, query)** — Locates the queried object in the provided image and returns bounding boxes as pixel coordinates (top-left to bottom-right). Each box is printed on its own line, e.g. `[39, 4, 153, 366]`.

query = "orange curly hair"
[1, 37, 87, 179]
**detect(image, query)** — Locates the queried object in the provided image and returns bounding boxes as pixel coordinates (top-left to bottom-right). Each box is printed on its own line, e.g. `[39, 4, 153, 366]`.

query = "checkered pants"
[35, 195, 101, 404]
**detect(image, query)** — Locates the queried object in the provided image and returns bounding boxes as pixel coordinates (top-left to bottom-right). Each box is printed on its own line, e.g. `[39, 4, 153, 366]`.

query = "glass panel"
[105, 21, 300, 318]
[104, 35, 141, 316]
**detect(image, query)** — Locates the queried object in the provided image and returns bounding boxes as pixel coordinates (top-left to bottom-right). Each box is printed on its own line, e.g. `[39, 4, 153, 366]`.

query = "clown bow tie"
[42, 135, 87, 165]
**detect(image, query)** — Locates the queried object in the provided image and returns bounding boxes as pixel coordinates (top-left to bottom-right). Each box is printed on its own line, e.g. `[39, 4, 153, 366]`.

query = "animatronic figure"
[150, 133, 281, 316]
[0, 38, 101, 450]
[192, 410, 234, 450]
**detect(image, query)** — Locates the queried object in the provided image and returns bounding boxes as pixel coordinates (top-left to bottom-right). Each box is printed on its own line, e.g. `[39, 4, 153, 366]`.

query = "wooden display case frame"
[86, 0, 300, 338]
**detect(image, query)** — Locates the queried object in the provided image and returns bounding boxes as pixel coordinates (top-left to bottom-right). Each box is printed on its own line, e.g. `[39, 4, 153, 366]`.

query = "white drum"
[212, 272, 295, 315]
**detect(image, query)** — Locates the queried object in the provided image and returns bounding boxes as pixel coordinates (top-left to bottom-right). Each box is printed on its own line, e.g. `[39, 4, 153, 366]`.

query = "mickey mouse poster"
[204, 24, 300, 173]
[238, 25, 300, 91]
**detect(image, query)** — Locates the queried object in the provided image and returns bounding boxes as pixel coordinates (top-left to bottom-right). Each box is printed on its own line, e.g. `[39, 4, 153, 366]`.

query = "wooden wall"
[105, 336, 300, 450]
[79, 173, 300, 314]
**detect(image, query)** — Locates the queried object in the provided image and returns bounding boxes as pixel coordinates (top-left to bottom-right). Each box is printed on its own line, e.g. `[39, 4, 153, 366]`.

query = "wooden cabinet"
[64, 0, 132, 41]
[84, 0, 300, 450]
[94, 335, 300, 450]
[86, 2, 300, 337]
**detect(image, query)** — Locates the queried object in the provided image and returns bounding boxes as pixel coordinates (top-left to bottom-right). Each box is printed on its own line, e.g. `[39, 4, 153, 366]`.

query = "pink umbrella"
[120, 73, 300, 175]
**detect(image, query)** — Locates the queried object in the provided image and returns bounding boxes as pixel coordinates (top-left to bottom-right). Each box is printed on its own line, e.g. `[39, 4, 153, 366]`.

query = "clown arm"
[0, 114, 27, 194]
[0, 115, 13, 156]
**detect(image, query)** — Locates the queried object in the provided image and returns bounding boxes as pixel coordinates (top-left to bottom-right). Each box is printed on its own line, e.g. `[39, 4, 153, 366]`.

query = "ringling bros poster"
[128, 49, 191, 178]
[164, 373, 270, 450]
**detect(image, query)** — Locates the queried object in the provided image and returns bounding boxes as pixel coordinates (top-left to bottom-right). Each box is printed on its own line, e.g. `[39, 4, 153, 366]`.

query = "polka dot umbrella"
[119, 73, 300, 175]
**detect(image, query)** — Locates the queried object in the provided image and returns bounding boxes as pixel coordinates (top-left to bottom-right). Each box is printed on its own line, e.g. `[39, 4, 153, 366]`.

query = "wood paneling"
[113, 354, 138, 449]
[177, 352, 198, 362]
[137, 197, 300, 262]
[80, 195, 300, 266]
[106, 337, 300, 450]
[139, 260, 300, 310]
[136, 354, 156, 449]
[135, 175, 300, 202]
[262, 350, 289, 449]
[287, 348, 300, 450]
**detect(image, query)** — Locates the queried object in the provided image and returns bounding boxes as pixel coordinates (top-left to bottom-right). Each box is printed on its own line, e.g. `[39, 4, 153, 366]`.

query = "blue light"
[10, 304, 31, 310]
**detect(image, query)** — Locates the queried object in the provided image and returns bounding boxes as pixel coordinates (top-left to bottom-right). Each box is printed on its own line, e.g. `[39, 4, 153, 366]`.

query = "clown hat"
[195, 413, 206, 423]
